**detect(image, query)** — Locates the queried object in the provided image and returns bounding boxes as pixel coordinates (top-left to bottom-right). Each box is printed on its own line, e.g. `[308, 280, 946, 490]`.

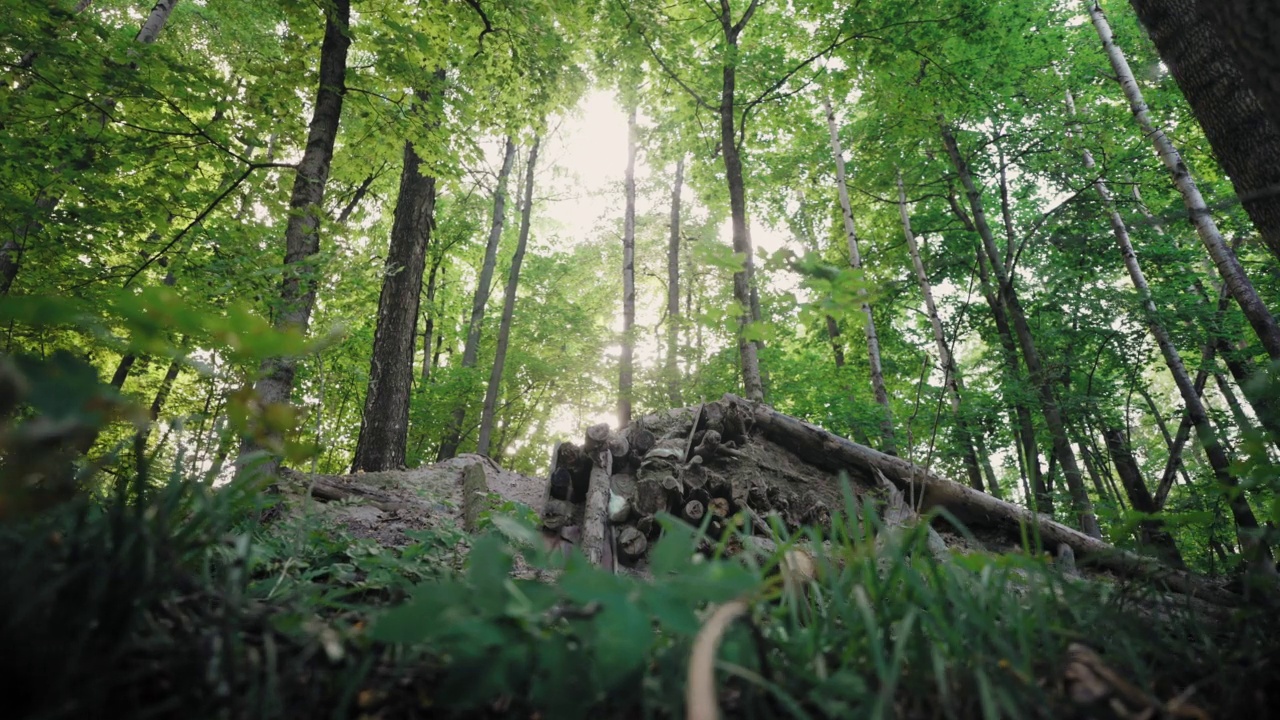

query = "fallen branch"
[729, 394, 1241, 606]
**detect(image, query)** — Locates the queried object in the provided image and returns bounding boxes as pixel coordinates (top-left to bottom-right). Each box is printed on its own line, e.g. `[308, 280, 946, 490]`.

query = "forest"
[3, 0, 1280, 718]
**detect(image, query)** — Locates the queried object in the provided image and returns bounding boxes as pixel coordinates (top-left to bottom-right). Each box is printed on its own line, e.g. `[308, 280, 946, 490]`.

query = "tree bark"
[899, 169, 986, 492]
[619, 107, 638, 428]
[135, 0, 179, 44]
[1089, 3, 1280, 361]
[826, 97, 896, 455]
[476, 138, 540, 457]
[421, 258, 441, 380]
[949, 190, 1041, 508]
[238, 0, 350, 477]
[1102, 427, 1186, 569]
[734, 394, 1240, 605]
[1069, 84, 1271, 569]
[352, 77, 442, 472]
[1125, 0, 1280, 264]
[1203, 1, 1280, 126]
[718, 5, 764, 402]
[666, 156, 684, 407]
[942, 119, 1100, 538]
[437, 138, 517, 460]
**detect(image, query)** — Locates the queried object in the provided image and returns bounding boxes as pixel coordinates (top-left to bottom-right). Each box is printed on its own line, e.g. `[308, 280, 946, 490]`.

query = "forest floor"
[5, 404, 1280, 719]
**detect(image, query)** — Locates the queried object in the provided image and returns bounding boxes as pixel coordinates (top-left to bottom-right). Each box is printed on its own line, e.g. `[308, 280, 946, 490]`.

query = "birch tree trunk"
[619, 108, 638, 428]
[477, 138, 540, 457]
[238, 0, 350, 478]
[1065, 88, 1271, 570]
[666, 157, 684, 407]
[352, 76, 442, 472]
[1088, 2, 1280, 361]
[135, 0, 179, 44]
[718, 5, 764, 402]
[898, 169, 986, 492]
[437, 138, 517, 460]
[825, 97, 896, 455]
[942, 119, 1100, 538]
[1124, 0, 1280, 264]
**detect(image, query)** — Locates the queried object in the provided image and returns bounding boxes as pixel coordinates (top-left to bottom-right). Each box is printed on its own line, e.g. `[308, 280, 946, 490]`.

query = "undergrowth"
[2, 460, 1278, 720]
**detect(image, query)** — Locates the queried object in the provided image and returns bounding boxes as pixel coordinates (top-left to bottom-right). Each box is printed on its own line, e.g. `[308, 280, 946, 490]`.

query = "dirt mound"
[276, 454, 543, 545]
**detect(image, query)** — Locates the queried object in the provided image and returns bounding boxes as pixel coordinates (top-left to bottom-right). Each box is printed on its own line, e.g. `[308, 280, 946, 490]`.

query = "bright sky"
[506, 89, 799, 454]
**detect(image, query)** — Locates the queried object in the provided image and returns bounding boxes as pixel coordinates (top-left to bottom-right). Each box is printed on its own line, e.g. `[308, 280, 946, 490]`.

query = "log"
[542, 498, 575, 531]
[306, 477, 405, 513]
[584, 423, 610, 454]
[708, 496, 730, 519]
[608, 431, 630, 460]
[634, 476, 667, 516]
[635, 515, 656, 538]
[581, 448, 614, 571]
[683, 499, 706, 524]
[461, 461, 491, 533]
[549, 467, 573, 501]
[610, 473, 636, 502]
[730, 394, 1242, 605]
[618, 526, 648, 564]
[627, 426, 656, 457]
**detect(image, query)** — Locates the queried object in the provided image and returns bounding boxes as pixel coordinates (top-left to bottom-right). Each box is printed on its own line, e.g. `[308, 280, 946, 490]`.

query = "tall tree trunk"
[619, 107, 638, 428]
[1066, 87, 1271, 568]
[135, 0, 179, 44]
[1102, 427, 1186, 569]
[477, 138, 540, 457]
[421, 258, 441, 380]
[1124, 0, 1280, 264]
[942, 120, 1099, 537]
[1088, 2, 1280, 361]
[238, 0, 350, 476]
[718, 7, 763, 402]
[951, 189, 1045, 510]
[825, 97, 895, 455]
[437, 137, 517, 460]
[899, 169, 986, 491]
[352, 79, 441, 472]
[666, 156, 684, 407]
[1202, 1, 1280, 126]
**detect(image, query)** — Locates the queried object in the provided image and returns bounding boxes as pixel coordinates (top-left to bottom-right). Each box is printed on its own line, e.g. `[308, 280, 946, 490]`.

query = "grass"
[3, 461, 1277, 720]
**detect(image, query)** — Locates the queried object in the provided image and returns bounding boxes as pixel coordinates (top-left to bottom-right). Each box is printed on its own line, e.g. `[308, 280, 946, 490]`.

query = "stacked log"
[539, 398, 792, 570]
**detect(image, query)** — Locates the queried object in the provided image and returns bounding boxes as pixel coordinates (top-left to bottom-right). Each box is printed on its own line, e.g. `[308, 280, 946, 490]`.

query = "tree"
[619, 106, 638, 428]
[352, 72, 444, 473]
[942, 120, 1101, 538]
[1088, 2, 1280, 362]
[1065, 87, 1272, 573]
[824, 95, 896, 455]
[665, 157, 684, 407]
[898, 169, 991, 494]
[436, 138, 517, 460]
[477, 138, 541, 457]
[239, 0, 352, 477]
[1123, 0, 1280, 267]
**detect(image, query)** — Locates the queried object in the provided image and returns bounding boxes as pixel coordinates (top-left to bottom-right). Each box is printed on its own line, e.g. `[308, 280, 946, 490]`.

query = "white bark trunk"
[825, 96, 896, 455]
[1087, 1, 1280, 361]
[1065, 87, 1273, 574]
